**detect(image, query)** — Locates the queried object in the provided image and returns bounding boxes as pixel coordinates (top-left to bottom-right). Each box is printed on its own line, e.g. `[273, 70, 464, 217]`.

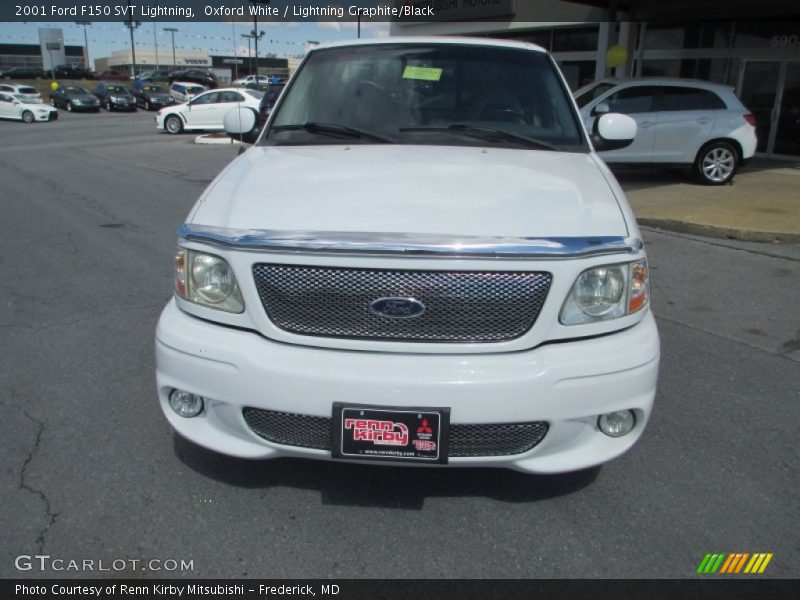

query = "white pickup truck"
[156, 37, 660, 475]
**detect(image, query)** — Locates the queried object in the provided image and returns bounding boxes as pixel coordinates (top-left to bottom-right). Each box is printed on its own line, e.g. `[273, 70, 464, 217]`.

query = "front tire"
[21, 110, 35, 123]
[145, 100, 151, 111]
[695, 141, 739, 185]
[66, 101, 73, 112]
[165, 115, 183, 134]
[106, 100, 112, 111]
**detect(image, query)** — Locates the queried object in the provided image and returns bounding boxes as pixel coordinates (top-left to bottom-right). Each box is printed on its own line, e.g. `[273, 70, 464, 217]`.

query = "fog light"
[598, 410, 635, 437]
[169, 389, 204, 418]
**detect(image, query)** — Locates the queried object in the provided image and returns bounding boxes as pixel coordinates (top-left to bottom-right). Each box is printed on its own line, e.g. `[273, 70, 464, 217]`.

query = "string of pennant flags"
[0, 26, 331, 56]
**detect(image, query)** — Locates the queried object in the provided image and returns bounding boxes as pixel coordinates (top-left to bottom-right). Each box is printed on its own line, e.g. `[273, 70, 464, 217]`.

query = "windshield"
[14, 94, 38, 104]
[64, 85, 87, 95]
[143, 85, 164, 93]
[264, 44, 586, 151]
[107, 85, 127, 93]
[19, 87, 38, 95]
[187, 86, 205, 95]
[575, 82, 616, 108]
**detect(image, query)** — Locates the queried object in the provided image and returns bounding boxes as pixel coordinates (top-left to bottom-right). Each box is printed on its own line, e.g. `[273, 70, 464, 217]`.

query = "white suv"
[575, 78, 757, 185]
[156, 38, 660, 475]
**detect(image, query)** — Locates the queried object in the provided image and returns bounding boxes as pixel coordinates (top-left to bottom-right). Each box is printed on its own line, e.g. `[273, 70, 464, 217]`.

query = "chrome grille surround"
[251, 264, 552, 343]
[242, 408, 549, 457]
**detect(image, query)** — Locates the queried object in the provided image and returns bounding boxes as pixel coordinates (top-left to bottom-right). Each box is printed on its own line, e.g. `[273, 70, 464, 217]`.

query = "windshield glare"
[14, 94, 37, 104]
[265, 44, 585, 150]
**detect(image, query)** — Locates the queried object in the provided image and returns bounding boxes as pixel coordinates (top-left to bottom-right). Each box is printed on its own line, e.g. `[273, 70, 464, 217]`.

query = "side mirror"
[223, 106, 257, 136]
[592, 101, 610, 116]
[591, 112, 637, 152]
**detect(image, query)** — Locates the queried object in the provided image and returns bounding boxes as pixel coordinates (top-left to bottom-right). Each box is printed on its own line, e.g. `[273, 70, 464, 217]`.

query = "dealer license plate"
[332, 403, 450, 464]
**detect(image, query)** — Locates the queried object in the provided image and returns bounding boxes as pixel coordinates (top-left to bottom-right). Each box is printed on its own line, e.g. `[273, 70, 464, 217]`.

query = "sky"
[0, 20, 391, 64]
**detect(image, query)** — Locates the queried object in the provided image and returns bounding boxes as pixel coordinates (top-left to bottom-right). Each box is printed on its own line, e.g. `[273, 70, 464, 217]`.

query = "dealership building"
[391, 0, 800, 159]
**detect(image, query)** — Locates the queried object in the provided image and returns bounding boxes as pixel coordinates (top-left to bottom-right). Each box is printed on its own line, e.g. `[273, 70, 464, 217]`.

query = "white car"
[168, 81, 207, 104]
[575, 78, 757, 185]
[156, 87, 262, 134]
[0, 92, 57, 122]
[156, 38, 660, 475]
[232, 75, 270, 86]
[0, 82, 43, 104]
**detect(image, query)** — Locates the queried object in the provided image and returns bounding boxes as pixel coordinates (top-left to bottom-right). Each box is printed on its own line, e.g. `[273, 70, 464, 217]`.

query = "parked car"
[54, 65, 95, 79]
[157, 38, 659, 475]
[0, 83, 43, 104]
[0, 92, 57, 122]
[93, 82, 136, 111]
[258, 83, 285, 124]
[156, 87, 261, 134]
[133, 84, 175, 111]
[1, 67, 44, 80]
[232, 74, 270, 87]
[169, 81, 207, 103]
[96, 70, 129, 81]
[574, 78, 757, 185]
[49, 82, 100, 112]
[134, 69, 173, 83]
[168, 69, 218, 89]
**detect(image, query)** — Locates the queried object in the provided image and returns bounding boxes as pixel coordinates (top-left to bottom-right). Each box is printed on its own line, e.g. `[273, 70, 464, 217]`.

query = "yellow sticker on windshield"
[402, 66, 442, 81]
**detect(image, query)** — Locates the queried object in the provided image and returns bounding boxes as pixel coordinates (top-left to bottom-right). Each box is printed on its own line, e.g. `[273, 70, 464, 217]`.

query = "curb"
[194, 134, 241, 145]
[638, 218, 800, 244]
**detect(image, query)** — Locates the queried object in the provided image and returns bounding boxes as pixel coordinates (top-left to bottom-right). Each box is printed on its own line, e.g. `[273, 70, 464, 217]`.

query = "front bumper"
[155, 300, 659, 474]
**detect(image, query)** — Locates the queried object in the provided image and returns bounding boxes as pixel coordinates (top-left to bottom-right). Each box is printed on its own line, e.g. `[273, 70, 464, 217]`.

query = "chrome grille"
[242, 408, 549, 457]
[251, 264, 551, 343]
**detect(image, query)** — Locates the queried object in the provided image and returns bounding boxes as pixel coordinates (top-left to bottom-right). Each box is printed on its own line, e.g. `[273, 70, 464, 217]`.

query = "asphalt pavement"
[1, 111, 798, 579]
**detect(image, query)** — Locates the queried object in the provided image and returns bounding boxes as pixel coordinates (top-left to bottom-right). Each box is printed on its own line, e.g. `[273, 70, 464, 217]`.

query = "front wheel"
[66, 101, 73, 112]
[165, 115, 183, 134]
[695, 141, 739, 185]
[145, 100, 151, 111]
[106, 100, 112, 111]
[21, 110, 35, 123]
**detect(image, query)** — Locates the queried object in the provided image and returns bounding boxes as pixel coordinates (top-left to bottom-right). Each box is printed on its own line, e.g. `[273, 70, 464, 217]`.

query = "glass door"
[773, 61, 800, 157]
[739, 60, 800, 157]
[739, 60, 781, 154]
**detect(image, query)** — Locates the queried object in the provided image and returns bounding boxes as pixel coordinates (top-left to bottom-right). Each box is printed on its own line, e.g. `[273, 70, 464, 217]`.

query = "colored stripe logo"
[697, 553, 773, 574]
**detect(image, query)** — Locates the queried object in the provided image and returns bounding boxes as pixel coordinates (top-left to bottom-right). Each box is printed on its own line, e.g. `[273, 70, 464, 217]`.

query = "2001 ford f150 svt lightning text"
[155, 38, 660, 474]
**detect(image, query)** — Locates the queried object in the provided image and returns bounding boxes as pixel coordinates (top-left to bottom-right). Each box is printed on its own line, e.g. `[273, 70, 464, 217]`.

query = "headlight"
[174, 248, 244, 313]
[560, 259, 649, 325]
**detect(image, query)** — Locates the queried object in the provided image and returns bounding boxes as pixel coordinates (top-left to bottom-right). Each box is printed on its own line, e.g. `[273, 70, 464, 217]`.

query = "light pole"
[251, 29, 265, 77]
[153, 22, 159, 70]
[248, 0, 271, 77]
[123, 0, 141, 77]
[75, 21, 91, 69]
[241, 33, 254, 76]
[164, 27, 178, 68]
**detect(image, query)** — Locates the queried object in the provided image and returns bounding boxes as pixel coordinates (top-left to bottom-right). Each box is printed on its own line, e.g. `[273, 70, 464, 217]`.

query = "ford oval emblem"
[370, 297, 426, 319]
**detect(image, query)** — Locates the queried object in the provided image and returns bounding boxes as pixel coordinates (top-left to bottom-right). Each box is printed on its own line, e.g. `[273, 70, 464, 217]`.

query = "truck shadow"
[173, 433, 600, 509]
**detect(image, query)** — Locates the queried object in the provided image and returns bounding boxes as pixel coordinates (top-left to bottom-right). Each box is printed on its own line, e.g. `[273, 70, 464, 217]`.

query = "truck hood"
[189, 144, 629, 238]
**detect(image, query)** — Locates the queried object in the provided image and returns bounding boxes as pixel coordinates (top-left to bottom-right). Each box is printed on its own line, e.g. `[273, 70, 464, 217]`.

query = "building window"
[733, 21, 800, 48]
[640, 58, 733, 85]
[552, 27, 599, 52]
[642, 22, 733, 50]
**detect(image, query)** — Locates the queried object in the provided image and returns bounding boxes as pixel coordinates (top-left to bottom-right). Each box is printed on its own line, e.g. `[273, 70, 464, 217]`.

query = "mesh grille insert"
[252, 264, 552, 343]
[242, 408, 548, 458]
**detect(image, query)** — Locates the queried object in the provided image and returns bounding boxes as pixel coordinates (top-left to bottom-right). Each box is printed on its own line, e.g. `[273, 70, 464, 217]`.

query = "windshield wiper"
[399, 124, 559, 151]
[271, 122, 394, 143]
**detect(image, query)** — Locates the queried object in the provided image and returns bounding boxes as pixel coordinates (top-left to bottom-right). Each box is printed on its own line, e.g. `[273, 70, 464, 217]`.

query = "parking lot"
[1, 110, 798, 578]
